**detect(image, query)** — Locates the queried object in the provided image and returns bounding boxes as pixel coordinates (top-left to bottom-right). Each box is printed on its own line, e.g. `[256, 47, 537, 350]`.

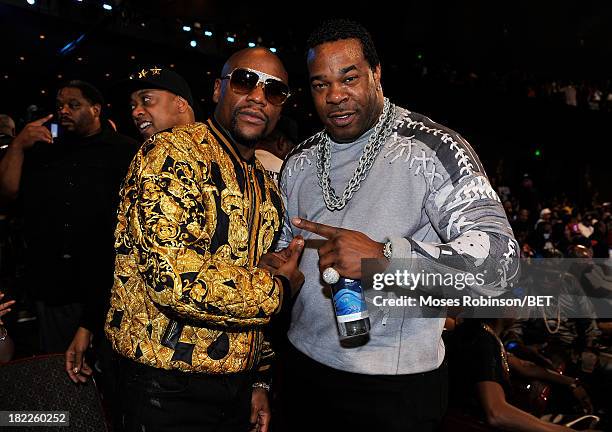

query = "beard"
[230, 108, 268, 148]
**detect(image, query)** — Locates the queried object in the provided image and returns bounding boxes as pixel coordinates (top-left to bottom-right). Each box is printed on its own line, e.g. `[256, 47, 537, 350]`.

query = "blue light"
[102, 3, 112, 10]
[248, 42, 256, 48]
[204, 31, 213, 37]
[269, 47, 277, 53]
[182, 26, 191, 32]
[190, 40, 197, 47]
[59, 34, 86, 56]
[227, 36, 235, 43]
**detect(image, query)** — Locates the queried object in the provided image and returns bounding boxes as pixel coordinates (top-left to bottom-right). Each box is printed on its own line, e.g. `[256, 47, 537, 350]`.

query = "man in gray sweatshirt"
[271, 19, 519, 431]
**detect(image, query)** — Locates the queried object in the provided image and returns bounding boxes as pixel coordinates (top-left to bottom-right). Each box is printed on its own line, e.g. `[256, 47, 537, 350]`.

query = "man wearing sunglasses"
[106, 50, 303, 432]
[273, 19, 519, 431]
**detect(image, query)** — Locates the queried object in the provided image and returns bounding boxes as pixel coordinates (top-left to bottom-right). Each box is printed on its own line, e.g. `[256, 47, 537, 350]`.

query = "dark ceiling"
[0, 0, 610, 199]
[2, 0, 611, 122]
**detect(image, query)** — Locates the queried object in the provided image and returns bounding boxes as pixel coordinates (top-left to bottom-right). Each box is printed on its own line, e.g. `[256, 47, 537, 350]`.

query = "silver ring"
[322, 267, 340, 285]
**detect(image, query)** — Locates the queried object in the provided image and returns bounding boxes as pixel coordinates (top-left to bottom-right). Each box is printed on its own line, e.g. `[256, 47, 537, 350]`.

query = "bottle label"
[333, 279, 369, 323]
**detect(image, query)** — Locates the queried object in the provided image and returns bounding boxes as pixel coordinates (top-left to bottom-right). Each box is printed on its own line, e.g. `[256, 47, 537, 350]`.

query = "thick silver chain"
[315, 98, 397, 211]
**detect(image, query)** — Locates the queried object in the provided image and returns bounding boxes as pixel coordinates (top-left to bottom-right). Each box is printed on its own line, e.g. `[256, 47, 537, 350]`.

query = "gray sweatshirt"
[278, 104, 519, 375]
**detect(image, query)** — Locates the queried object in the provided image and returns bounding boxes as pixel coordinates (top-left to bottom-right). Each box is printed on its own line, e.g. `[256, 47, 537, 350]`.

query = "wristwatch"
[383, 240, 393, 260]
[252, 382, 271, 392]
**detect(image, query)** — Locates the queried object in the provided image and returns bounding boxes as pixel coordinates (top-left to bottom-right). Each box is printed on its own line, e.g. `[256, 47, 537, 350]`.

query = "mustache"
[233, 106, 269, 122]
[327, 107, 357, 115]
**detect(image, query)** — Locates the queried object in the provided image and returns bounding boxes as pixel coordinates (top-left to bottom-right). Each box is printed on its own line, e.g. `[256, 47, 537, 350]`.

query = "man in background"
[0, 80, 137, 357]
[0, 114, 16, 149]
[255, 115, 298, 184]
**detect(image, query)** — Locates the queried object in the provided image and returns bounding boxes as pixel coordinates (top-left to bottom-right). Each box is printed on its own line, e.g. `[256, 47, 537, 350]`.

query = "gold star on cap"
[150, 66, 162, 75]
[138, 68, 149, 79]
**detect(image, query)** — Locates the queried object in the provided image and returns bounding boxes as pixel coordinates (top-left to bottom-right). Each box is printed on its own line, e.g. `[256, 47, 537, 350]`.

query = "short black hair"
[60, 80, 105, 107]
[306, 19, 380, 69]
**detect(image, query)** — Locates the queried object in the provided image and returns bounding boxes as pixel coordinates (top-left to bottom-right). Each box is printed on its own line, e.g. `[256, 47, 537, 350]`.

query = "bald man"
[0, 114, 15, 150]
[0, 115, 15, 138]
[106, 49, 304, 432]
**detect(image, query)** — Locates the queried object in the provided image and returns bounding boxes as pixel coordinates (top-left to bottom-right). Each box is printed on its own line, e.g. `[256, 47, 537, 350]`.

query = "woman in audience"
[448, 318, 599, 431]
[0, 290, 15, 362]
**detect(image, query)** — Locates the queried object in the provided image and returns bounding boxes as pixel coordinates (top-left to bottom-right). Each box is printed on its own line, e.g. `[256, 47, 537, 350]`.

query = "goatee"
[230, 112, 266, 148]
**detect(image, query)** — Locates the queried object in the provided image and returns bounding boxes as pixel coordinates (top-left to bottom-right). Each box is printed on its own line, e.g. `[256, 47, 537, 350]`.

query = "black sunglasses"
[221, 67, 291, 106]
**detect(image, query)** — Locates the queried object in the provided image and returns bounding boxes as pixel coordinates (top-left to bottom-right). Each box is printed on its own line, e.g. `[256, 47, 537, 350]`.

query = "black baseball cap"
[121, 66, 194, 106]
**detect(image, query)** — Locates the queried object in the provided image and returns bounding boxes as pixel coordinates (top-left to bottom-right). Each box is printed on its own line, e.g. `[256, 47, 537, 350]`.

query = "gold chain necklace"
[541, 303, 561, 334]
[481, 323, 510, 376]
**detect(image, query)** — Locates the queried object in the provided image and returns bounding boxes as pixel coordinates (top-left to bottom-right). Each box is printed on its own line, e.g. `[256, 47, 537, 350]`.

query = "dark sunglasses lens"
[264, 80, 289, 105]
[230, 69, 258, 94]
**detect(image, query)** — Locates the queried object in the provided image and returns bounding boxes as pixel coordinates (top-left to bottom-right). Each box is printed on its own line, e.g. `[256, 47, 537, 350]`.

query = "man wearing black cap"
[65, 69, 198, 385]
[125, 66, 196, 140]
[64, 70, 199, 431]
[106, 50, 304, 432]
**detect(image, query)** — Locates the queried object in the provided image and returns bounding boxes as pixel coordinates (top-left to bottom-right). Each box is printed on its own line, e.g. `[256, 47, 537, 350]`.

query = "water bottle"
[331, 278, 370, 339]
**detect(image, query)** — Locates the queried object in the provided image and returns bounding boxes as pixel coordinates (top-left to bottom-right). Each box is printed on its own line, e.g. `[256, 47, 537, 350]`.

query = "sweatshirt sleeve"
[387, 132, 520, 297]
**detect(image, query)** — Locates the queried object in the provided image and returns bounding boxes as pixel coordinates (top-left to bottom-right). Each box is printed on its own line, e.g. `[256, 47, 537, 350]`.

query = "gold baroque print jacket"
[105, 119, 285, 374]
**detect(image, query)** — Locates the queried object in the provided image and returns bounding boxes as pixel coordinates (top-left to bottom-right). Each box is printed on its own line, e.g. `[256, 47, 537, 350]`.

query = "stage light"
[102, 3, 112, 11]
[183, 26, 191, 32]
[26, 0, 35, 5]
[39, 34, 45, 40]
[248, 42, 256, 48]
[190, 40, 197, 47]
[227, 36, 235, 43]
[269, 47, 277, 53]
[534, 149, 541, 157]
[204, 31, 213, 37]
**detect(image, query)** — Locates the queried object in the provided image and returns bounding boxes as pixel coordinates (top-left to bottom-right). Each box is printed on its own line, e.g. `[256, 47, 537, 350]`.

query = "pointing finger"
[31, 114, 53, 126]
[292, 217, 341, 239]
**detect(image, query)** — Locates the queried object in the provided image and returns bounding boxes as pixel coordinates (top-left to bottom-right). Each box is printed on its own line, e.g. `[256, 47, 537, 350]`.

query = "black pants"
[281, 344, 448, 432]
[116, 358, 254, 432]
[35, 301, 83, 353]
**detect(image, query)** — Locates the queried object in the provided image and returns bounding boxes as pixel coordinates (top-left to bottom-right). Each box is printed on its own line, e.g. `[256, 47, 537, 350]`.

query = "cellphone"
[49, 123, 59, 139]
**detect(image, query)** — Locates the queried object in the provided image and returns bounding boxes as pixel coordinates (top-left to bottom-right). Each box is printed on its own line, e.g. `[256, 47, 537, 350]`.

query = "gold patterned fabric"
[105, 119, 284, 374]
